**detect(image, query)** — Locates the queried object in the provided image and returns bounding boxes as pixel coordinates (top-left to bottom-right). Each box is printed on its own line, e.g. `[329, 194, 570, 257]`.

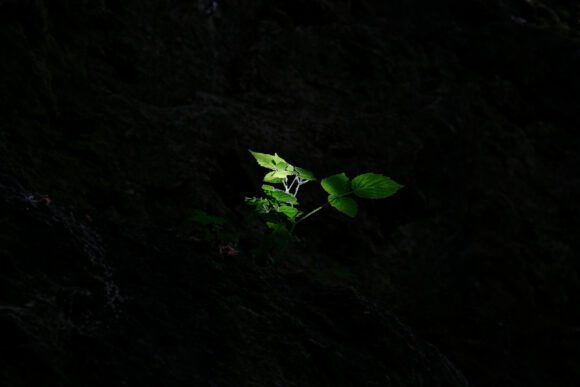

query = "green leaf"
[328, 195, 358, 218]
[249, 150, 317, 183]
[249, 150, 277, 170]
[266, 221, 290, 236]
[351, 173, 403, 199]
[245, 197, 270, 214]
[278, 205, 299, 220]
[261, 184, 275, 191]
[264, 170, 292, 183]
[190, 209, 227, 225]
[266, 190, 298, 205]
[321, 173, 350, 196]
[295, 167, 316, 181]
[272, 153, 293, 171]
[263, 176, 284, 184]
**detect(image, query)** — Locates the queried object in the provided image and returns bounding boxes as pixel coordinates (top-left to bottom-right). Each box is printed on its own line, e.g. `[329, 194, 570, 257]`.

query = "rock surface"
[1, 0, 579, 386]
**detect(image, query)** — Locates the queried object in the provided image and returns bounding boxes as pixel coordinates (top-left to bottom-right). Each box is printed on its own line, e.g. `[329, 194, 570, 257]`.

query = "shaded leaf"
[245, 197, 270, 214]
[321, 173, 350, 196]
[190, 209, 227, 225]
[267, 221, 290, 236]
[328, 195, 358, 218]
[295, 167, 316, 181]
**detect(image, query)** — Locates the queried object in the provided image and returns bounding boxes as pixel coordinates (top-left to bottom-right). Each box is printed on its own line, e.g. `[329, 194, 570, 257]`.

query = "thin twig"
[287, 176, 299, 193]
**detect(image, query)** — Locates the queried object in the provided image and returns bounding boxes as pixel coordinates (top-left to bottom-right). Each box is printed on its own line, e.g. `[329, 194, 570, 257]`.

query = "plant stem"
[290, 191, 352, 234]
[293, 179, 302, 196]
[286, 176, 298, 193]
[291, 202, 328, 234]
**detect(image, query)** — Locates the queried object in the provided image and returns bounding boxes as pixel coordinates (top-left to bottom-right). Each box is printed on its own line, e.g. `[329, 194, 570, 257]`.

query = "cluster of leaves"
[245, 151, 316, 237]
[320, 172, 402, 217]
[245, 150, 403, 240]
[187, 152, 402, 261]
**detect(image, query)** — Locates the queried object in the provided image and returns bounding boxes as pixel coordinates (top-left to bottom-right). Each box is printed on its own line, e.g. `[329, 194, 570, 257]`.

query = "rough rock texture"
[1, 0, 579, 386]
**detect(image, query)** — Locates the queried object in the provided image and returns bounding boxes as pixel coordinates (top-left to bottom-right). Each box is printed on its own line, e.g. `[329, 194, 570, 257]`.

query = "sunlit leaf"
[263, 177, 284, 184]
[249, 150, 277, 170]
[328, 195, 358, 218]
[264, 170, 292, 183]
[278, 206, 299, 220]
[351, 173, 403, 199]
[272, 153, 292, 171]
[267, 190, 298, 205]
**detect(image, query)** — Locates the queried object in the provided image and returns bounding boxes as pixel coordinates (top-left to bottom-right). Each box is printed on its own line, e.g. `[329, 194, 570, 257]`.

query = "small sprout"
[189, 208, 232, 246]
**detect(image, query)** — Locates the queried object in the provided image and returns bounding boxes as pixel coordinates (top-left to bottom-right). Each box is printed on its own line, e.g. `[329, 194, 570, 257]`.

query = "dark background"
[1, 0, 579, 386]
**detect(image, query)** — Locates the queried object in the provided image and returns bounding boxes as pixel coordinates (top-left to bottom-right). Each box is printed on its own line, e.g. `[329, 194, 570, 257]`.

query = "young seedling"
[245, 150, 403, 238]
[189, 208, 228, 242]
[188, 208, 243, 256]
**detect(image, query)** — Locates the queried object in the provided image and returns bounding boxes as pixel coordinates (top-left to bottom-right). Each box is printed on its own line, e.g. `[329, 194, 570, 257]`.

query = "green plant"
[188, 208, 242, 256]
[188, 208, 228, 243]
[245, 150, 403, 237]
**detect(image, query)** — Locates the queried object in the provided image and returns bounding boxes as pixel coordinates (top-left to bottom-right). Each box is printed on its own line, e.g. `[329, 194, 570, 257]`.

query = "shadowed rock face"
[0, 175, 468, 386]
[1, 0, 579, 386]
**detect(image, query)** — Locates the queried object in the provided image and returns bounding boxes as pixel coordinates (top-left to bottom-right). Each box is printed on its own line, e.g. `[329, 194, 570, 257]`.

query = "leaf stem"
[290, 190, 353, 233]
[291, 202, 328, 231]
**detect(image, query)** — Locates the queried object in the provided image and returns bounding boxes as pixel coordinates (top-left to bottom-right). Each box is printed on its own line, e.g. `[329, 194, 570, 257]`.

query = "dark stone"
[1, 0, 579, 385]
